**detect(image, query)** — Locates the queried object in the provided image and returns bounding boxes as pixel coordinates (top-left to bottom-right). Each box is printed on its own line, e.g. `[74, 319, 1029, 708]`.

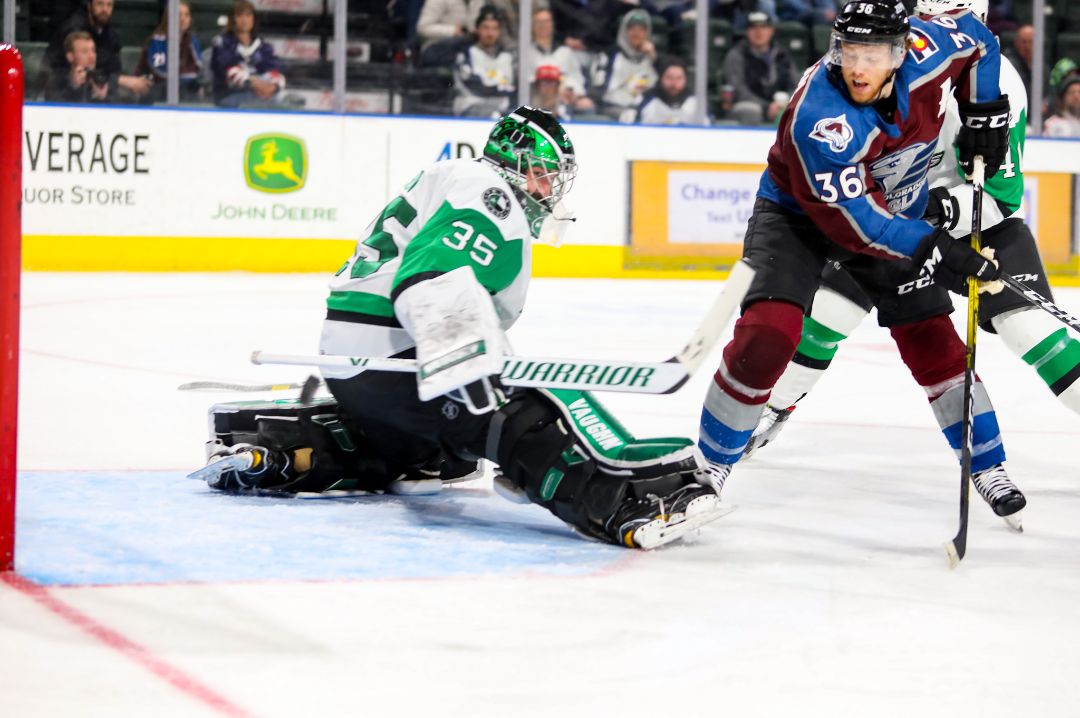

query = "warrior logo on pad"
[809, 114, 854, 153]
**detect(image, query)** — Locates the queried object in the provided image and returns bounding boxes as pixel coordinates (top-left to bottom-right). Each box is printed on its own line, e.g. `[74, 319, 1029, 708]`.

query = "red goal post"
[0, 44, 23, 572]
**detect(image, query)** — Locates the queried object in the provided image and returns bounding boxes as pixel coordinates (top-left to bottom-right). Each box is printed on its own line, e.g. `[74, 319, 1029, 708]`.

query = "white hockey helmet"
[913, 0, 988, 22]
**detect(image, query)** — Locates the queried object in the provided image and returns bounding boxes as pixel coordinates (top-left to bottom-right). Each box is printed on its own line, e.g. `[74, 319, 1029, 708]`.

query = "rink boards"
[19, 104, 1080, 279]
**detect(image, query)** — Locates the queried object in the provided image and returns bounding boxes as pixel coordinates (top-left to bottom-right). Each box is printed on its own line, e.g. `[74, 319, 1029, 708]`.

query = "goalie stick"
[250, 260, 755, 395]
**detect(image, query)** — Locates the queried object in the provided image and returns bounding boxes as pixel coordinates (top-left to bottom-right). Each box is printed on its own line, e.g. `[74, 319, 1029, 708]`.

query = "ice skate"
[744, 405, 795, 458]
[605, 483, 735, 550]
[971, 464, 1026, 531]
[188, 443, 272, 490]
[699, 461, 732, 497]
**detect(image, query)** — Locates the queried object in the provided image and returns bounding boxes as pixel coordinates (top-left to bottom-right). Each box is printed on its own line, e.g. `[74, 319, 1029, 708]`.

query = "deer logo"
[244, 134, 307, 193]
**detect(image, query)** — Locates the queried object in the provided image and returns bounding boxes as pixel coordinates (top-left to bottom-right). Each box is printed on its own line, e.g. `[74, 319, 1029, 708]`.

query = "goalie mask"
[483, 106, 577, 212]
[913, 0, 987, 22]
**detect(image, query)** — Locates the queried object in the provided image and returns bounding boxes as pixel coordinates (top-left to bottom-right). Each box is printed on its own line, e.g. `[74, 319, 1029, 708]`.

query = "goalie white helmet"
[913, 0, 988, 22]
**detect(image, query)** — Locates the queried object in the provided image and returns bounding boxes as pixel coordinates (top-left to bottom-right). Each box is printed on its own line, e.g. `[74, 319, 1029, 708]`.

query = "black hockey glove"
[915, 229, 1000, 287]
[923, 186, 960, 231]
[956, 96, 1010, 177]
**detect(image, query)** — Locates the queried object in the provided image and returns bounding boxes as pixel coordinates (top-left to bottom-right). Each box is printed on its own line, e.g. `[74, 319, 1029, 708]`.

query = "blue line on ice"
[15, 472, 622, 586]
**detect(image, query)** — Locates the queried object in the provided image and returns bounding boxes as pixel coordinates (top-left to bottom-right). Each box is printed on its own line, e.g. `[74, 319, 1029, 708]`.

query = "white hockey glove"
[395, 266, 512, 415]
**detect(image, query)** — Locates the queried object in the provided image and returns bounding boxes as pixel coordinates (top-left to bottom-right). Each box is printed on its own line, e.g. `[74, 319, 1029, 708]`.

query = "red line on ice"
[1, 572, 252, 718]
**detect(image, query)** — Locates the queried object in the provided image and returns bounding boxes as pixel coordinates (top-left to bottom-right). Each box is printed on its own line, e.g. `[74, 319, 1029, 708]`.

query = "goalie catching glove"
[395, 266, 511, 414]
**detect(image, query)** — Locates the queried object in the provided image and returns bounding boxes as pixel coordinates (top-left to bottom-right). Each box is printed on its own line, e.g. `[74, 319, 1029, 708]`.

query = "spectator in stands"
[524, 7, 595, 115]
[1049, 58, 1080, 118]
[44, 31, 113, 103]
[721, 10, 796, 125]
[417, 0, 470, 53]
[986, 0, 1018, 35]
[531, 64, 571, 121]
[136, 1, 204, 103]
[632, 54, 703, 125]
[1005, 24, 1034, 112]
[467, 0, 519, 48]
[46, 0, 153, 102]
[452, 5, 515, 117]
[1044, 77, 1080, 138]
[591, 9, 658, 121]
[712, 0, 777, 30]
[777, 0, 836, 26]
[550, 0, 639, 54]
[211, 1, 286, 108]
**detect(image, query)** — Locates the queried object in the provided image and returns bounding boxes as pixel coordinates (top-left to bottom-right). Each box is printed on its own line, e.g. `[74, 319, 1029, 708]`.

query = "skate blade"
[630, 496, 736, 550]
[387, 478, 443, 496]
[186, 454, 255, 482]
[1003, 512, 1023, 533]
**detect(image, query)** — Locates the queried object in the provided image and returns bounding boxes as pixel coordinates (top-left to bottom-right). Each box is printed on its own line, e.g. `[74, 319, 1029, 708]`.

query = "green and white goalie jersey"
[319, 158, 533, 377]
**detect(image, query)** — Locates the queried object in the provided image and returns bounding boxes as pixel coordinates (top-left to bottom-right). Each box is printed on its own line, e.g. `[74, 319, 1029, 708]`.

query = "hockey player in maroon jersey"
[697, 0, 1025, 522]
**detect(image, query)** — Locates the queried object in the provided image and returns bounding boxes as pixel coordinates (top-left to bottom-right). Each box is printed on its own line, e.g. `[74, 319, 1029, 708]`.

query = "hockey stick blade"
[178, 380, 317, 392]
[252, 261, 755, 396]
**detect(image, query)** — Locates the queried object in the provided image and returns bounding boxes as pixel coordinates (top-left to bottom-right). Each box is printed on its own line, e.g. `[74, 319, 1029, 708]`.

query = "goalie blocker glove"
[916, 228, 1000, 289]
[956, 95, 1010, 176]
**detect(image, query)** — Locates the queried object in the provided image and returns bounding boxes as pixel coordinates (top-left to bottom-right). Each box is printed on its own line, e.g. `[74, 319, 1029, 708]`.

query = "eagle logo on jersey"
[810, 114, 854, 153]
[482, 187, 512, 219]
[869, 142, 937, 214]
[908, 28, 939, 64]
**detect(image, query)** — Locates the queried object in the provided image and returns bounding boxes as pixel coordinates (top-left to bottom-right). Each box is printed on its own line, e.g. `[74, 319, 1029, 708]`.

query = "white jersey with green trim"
[927, 54, 1028, 235]
[319, 159, 533, 374]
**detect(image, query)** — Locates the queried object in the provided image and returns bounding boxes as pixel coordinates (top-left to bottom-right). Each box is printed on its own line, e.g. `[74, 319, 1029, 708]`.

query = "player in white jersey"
[194, 107, 729, 549]
[744, 0, 1079, 522]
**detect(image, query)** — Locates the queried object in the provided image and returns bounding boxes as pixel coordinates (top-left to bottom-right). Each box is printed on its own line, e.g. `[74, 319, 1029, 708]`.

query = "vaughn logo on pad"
[244, 134, 307, 193]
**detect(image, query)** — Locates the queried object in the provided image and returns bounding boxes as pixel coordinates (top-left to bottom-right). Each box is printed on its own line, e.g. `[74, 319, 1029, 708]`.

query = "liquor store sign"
[21, 106, 383, 240]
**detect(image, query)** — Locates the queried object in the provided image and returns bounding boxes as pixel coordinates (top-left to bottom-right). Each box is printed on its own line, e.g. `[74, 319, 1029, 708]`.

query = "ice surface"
[5, 272, 1080, 717]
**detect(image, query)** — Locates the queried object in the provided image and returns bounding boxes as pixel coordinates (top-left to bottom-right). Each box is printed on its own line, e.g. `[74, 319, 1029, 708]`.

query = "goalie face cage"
[0, 45, 23, 572]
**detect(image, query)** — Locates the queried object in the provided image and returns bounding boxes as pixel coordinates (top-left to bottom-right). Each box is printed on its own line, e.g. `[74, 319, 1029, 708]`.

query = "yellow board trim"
[20, 234, 1080, 285]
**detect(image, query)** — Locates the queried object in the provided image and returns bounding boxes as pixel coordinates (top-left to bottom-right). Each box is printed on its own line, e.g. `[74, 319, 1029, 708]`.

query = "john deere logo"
[244, 133, 307, 193]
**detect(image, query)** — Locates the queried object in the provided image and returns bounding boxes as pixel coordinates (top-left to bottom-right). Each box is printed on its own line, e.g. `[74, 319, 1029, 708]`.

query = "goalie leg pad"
[483, 392, 705, 538]
[206, 398, 395, 493]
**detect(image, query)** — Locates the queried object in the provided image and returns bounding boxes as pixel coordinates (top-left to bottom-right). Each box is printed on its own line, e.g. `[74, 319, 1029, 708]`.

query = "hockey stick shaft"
[253, 260, 755, 396]
[946, 157, 985, 569]
[998, 275, 1080, 334]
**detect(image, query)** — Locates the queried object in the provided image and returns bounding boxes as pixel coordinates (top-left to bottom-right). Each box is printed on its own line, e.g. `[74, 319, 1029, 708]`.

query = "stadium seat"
[812, 23, 832, 58]
[776, 21, 811, 70]
[709, 19, 733, 75]
[1056, 32, 1080, 69]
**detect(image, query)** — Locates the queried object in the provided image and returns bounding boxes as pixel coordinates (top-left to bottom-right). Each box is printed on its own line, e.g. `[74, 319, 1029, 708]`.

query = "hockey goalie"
[192, 106, 732, 549]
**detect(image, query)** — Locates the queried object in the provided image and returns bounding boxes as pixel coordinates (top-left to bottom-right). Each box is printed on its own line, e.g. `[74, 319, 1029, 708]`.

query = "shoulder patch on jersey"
[908, 27, 939, 64]
[809, 114, 854, 153]
[482, 187, 512, 219]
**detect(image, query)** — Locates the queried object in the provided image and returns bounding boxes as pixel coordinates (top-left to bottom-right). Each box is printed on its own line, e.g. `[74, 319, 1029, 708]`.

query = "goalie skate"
[186, 453, 256, 483]
[610, 486, 735, 550]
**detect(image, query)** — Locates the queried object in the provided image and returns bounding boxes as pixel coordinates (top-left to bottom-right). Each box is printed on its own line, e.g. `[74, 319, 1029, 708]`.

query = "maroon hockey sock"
[715, 300, 804, 404]
[890, 315, 973, 398]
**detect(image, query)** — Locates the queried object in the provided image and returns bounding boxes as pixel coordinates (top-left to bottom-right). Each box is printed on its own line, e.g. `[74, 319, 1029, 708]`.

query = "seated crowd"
[25, 0, 1080, 131]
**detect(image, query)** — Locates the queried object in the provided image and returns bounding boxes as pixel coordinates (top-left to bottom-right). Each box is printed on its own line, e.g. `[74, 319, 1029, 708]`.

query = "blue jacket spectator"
[211, 0, 286, 107]
[136, 1, 204, 102]
[777, 0, 836, 25]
